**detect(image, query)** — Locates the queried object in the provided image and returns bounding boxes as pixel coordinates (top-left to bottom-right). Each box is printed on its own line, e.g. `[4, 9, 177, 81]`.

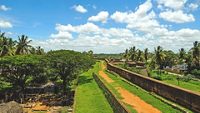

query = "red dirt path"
[99, 62, 161, 113]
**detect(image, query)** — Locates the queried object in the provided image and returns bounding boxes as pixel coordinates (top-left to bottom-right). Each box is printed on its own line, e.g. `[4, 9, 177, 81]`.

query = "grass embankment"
[100, 62, 192, 113]
[150, 71, 200, 93]
[116, 63, 200, 93]
[74, 62, 113, 113]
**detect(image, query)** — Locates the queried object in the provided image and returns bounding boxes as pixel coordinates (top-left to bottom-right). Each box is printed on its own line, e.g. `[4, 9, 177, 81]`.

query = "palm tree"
[154, 46, 165, 74]
[186, 54, 193, 73]
[136, 49, 143, 61]
[179, 48, 186, 59]
[36, 46, 44, 55]
[124, 49, 129, 62]
[144, 48, 148, 62]
[29, 47, 36, 54]
[130, 46, 136, 61]
[0, 37, 9, 57]
[192, 41, 200, 67]
[0, 35, 15, 57]
[15, 35, 32, 55]
[179, 48, 186, 64]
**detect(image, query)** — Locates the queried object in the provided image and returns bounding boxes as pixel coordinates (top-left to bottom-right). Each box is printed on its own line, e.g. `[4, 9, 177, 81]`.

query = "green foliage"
[191, 69, 200, 78]
[0, 55, 46, 91]
[75, 62, 113, 113]
[46, 50, 95, 95]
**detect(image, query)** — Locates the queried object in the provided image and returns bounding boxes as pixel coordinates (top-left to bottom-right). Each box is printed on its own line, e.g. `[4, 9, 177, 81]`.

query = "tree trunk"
[63, 77, 67, 96]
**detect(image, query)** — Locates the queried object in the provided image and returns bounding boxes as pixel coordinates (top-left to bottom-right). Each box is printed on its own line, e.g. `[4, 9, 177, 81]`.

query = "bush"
[191, 69, 200, 78]
[152, 75, 162, 80]
[177, 74, 194, 82]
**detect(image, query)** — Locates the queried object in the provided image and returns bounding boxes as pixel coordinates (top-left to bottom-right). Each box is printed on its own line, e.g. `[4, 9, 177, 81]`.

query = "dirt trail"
[99, 62, 114, 83]
[99, 62, 161, 113]
[116, 87, 161, 113]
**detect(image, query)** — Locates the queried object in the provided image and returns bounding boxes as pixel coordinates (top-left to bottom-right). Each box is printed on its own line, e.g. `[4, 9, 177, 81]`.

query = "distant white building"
[172, 63, 188, 72]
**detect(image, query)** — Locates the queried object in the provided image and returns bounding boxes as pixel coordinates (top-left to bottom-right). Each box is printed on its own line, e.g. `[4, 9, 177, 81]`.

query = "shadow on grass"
[78, 75, 93, 85]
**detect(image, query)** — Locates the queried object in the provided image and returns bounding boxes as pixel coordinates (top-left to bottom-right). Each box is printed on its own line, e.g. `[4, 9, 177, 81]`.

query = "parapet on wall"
[105, 60, 200, 113]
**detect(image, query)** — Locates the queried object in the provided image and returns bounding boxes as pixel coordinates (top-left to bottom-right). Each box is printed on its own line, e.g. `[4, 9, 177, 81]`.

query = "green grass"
[99, 68, 192, 113]
[150, 71, 200, 93]
[74, 62, 113, 113]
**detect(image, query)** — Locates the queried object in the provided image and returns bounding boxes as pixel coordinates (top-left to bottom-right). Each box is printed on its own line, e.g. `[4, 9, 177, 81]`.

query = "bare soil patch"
[98, 62, 114, 83]
[99, 62, 161, 113]
[116, 87, 161, 113]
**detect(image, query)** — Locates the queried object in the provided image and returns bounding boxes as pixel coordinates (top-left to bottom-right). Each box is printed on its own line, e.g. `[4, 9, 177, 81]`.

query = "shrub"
[152, 75, 162, 80]
[191, 69, 200, 78]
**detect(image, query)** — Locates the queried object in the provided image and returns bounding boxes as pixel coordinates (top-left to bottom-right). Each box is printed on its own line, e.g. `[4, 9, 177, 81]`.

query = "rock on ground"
[0, 101, 23, 113]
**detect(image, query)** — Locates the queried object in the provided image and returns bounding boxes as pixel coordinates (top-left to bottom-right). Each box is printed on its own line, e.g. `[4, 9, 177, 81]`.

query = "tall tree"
[154, 46, 165, 70]
[179, 48, 186, 59]
[0, 36, 15, 57]
[15, 35, 32, 55]
[130, 46, 136, 61]
[124, 49, 129, 62]
[47, 50, 94, 95]
[136, 49, 143, 61]
[36, 46, 45, 55]
[144, 48, 148, 62]
[192, 41, 200, 67]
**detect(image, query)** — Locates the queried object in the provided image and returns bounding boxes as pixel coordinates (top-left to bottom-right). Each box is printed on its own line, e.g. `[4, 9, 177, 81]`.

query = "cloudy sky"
[0, 0, 200, 53]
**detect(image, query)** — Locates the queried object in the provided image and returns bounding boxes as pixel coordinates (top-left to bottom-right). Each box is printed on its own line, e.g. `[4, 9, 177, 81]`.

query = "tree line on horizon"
[122, 41, 200, 78]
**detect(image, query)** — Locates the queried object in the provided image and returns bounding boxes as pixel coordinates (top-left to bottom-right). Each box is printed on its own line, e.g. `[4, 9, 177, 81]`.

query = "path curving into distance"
[98, 62, 161, 113]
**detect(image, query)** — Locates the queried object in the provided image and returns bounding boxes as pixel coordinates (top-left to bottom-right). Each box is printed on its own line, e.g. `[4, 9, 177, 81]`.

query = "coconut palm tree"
[186, 54, 193, 73]
[0, 37, 9, 57]
[179, 48, 186, 59]
[136, 49, 143, 61]
[192, 41, 200, 67]
[144, 48, 148, 62]
[179, 48, 186, 64]
[0, 36, 15, 57]
[124, 49, 129, 62]
[153, 46, 165, 74]
[130, 46, 136, 61]
[36, 46, 44, 55]
[15, 35, 32, 55]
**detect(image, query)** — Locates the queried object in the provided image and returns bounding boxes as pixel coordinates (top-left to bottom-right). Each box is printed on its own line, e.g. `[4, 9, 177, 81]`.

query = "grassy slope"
[99, 62, 191, 113]
[74, 62, 113, 113]
[150, 71, 200, 93]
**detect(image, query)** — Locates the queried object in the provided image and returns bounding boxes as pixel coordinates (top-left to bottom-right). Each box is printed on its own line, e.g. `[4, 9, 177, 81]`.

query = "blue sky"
[0, 0, 200, 53]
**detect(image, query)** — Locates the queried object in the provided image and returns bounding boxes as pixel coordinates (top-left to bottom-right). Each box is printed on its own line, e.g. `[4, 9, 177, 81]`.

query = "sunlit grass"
[74, 62, 113, 113]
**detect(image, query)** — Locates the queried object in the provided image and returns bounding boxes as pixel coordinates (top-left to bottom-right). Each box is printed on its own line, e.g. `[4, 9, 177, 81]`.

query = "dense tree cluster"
[123, 41, 200, 77]
[0, 32, 95, 97]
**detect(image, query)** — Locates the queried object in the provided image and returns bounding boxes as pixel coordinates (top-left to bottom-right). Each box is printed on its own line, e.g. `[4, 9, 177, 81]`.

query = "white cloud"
[159, 10, 195, 23]
[188, 3, 198, 10]
[73, 5, 87, 13]
[32, 0, 200, 53]
[157, 0, 187, 10]
[0, 5, 11, 11]
[0, 19, 13, 28]
[111, 11, 128, 23]
[111, 0, 164, 34]
[50, 31, 73, 40]
[88, 11, 109, 23]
